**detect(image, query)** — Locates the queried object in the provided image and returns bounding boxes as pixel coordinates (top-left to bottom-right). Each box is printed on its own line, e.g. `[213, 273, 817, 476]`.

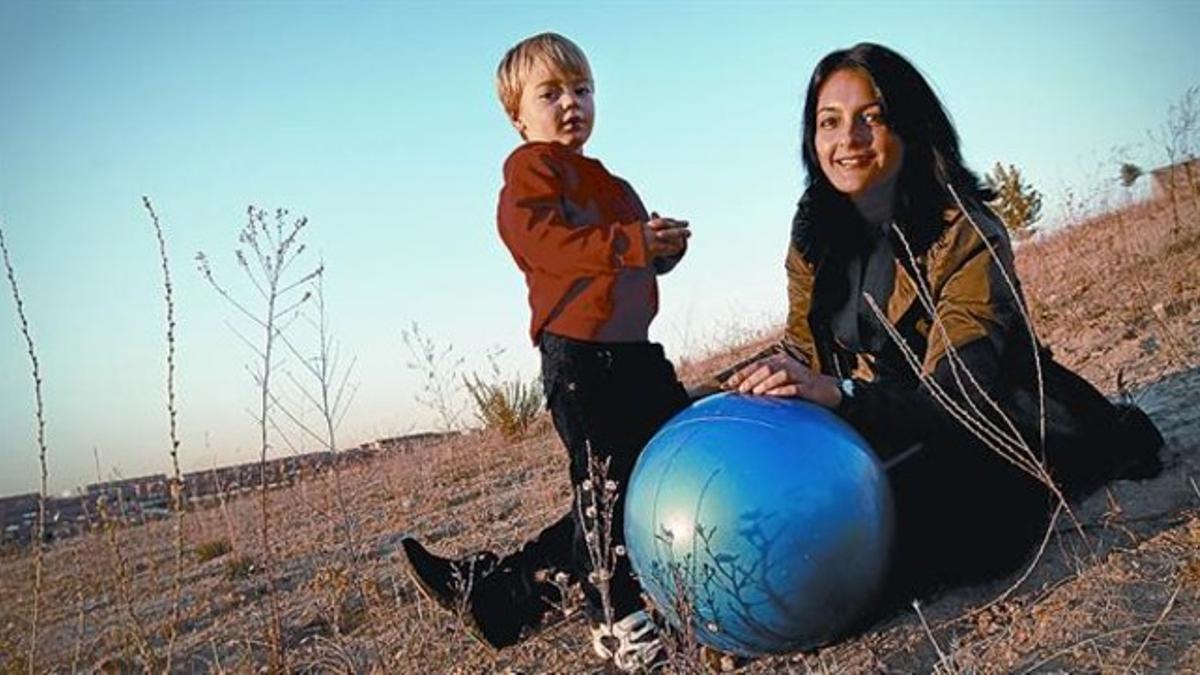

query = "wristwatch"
[834, 378, 857, 416]
[839, 378, 856, 401]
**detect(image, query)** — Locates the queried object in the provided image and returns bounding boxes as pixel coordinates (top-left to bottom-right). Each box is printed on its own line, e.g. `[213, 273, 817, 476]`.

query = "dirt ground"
[0, 195, 1197, 673]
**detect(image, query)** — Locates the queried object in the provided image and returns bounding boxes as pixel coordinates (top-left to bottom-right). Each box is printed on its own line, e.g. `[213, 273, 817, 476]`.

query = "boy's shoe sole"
[592, 610, 668, 672]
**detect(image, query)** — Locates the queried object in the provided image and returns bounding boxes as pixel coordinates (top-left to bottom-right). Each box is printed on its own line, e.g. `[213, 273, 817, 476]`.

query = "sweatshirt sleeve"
[498, 146, 649, 276]
[653, 244, 686, 275]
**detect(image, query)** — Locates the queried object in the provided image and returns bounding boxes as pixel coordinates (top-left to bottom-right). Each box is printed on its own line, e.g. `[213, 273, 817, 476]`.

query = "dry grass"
[0, 191, 1198, 672]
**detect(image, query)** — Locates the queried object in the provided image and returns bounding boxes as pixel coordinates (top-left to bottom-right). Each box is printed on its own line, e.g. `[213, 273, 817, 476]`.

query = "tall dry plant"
[87, 447, 163, 667]
[0, 225, 49, 675]
[95, 490, 161, 669]
[275, 272, 358, 555]
[197, 206, 321, 669]
[1149, 84, 1200, 236]
[865, 208, 1057, 501]
[142, 196, 188, 669]
[577, 446, 621, 631]
[69, 501, 106, 672]
[862, 186, 1086, 578]
[268, 271, 386, 645]
[209, 450, 240, 552]
[648, 545, 705, 674]
[401, 322, 468, 432]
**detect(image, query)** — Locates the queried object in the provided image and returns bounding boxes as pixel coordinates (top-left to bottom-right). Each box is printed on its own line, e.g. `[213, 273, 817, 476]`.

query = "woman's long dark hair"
[794, 42, 993, 260]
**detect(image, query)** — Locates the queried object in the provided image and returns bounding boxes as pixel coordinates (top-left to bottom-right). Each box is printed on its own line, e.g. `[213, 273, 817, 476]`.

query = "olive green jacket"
[783, 199, 1157, 494]
[784, 202, 1022, 383]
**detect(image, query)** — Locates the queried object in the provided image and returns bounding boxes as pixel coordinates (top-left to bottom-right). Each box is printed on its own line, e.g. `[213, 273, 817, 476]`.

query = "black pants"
[878, 358, 1163, 604]
[493, 333, 691, 625]
[881, 436, 1053, 603]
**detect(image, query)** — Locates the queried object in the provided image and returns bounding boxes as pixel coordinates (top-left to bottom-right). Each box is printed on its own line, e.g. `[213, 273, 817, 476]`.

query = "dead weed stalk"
[198, 206, 322, 669]
[142, 195, 188, 669]
[0, 225, 49, 675]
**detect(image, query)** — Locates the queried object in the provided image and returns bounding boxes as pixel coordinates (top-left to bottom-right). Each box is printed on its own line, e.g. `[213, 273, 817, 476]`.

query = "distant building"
[374, 431, 457, 454]
[1, 430, 459, 546]
[86, 473, 167, 501]
[1150, 157, 1200, 201]
[0, 493, 40, 542]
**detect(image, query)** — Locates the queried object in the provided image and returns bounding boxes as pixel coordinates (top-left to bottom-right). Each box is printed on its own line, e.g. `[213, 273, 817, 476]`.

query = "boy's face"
[512, 60, 594, 151]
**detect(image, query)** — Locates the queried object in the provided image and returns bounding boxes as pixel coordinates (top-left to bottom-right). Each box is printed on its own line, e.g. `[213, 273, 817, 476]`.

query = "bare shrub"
[1149, 84, 1199, 235]
[463, 353, 544, 441]
[401, 322, 468, 432]
[197, 206, 322, 668]
[95, 493, 160, 669]
[194, 538, 233, 563]
[224, 555, 257, 582]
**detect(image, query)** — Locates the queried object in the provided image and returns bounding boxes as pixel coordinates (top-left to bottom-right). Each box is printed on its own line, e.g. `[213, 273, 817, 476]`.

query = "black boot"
[401, 537, 498, 615]
[1112, 403, 1165, 480]
[464, 559, 566, 649]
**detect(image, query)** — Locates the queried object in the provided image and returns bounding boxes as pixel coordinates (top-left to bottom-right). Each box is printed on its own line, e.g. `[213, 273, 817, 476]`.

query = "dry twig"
[0, 225, 49, 675]
[143, 195, 188, 669]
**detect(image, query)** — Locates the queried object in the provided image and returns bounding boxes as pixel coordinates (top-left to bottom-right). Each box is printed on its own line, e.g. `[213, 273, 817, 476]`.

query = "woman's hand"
[723, 352, 843, 409]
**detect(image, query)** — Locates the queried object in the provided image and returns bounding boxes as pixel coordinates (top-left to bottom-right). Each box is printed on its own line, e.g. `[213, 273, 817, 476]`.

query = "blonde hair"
[496, 32, 592, 120]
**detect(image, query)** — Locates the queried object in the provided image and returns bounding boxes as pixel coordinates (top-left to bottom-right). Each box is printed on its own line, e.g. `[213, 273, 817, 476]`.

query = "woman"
[726, 43, 1163, 596]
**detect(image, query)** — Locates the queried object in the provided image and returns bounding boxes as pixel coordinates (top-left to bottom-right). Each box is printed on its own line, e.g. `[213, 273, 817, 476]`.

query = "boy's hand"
[644, 213, 690, 259]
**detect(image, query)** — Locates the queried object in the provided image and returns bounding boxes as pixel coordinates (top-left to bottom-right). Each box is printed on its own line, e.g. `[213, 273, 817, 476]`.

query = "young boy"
[402, 32, 692, 671]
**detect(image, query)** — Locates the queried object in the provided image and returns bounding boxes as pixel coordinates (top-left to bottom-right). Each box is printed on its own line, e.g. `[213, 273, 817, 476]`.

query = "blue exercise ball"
[623, 393, 894, 656]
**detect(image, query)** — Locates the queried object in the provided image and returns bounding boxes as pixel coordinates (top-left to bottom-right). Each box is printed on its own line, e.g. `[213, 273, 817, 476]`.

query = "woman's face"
[814, 68, 904, 202]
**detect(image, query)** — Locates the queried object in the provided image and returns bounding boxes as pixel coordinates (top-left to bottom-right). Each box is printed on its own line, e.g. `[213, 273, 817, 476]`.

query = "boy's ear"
[509, 115, 526, 138]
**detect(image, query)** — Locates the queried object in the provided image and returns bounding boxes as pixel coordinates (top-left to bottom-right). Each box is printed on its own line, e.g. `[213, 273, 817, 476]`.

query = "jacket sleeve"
[840, 339, 1007, 458]
[498, 147, 649, 276]
[838, 216, 1021, 457]
[783, 243, 819, 370]
[922, 219, 1020, 377]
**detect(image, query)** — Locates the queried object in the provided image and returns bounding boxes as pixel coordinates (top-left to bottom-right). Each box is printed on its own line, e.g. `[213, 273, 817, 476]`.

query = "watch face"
[840, 379, 855, 398]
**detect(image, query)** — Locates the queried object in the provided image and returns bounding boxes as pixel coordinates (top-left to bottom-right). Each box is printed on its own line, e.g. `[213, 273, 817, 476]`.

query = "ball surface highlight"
[623, 393, 894, 656]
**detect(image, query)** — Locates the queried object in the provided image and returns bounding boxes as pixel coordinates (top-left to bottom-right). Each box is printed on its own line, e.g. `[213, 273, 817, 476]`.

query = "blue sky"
[1, 1, 1197, 495]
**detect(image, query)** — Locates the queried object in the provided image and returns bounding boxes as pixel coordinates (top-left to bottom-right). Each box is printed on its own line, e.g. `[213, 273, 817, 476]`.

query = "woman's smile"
[815, 68, 904, 204]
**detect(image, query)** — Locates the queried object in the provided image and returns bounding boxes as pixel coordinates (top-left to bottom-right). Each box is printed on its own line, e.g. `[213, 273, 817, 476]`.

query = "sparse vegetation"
[986, 162, 1044, 238]
[223, 554, 256, 581]
[463, 369, 544, 441]
[194, 538, 233, 563]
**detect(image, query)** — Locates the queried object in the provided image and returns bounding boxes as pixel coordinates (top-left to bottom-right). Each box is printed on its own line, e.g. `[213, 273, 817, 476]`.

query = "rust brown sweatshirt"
[497, 142, 682, 345]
